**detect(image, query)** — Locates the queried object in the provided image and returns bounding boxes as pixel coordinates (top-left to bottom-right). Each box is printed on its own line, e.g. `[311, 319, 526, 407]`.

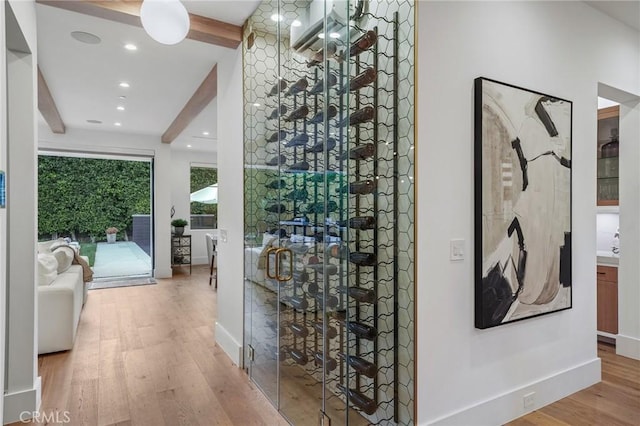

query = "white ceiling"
[585, 1, 640, 31]
[36, 1, 261, 152]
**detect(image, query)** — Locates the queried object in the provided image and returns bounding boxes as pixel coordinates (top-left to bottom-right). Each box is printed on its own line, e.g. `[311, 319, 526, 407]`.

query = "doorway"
[37, 151, 154, 281]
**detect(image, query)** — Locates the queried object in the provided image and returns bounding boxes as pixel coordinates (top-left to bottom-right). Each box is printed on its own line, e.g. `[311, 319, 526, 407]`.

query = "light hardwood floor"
[17, 266, 287, 426]
[11, 266, 640, 425]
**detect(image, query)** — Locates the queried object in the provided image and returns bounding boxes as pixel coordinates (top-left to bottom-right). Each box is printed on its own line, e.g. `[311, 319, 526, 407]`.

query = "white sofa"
[37, 241, 90, 354]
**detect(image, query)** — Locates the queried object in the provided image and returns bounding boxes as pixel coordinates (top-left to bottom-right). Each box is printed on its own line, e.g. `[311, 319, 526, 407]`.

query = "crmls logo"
[19, 410, 71, 424]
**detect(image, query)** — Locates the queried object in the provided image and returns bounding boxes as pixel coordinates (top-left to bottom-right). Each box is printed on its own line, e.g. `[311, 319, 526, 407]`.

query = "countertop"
[597, 250, 619, 266]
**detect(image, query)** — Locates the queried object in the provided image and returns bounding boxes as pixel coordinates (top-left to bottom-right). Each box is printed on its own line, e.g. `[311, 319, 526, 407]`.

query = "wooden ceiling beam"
[36, 1, 242, 49]
[162, 64, 217, 144]
[37, 67, 66, 134]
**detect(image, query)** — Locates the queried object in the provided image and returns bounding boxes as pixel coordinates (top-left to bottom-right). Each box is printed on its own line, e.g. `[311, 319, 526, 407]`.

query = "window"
[190, 166, 217, 229]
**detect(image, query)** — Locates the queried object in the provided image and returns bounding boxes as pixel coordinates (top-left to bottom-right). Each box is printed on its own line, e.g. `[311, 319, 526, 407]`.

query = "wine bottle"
[313, 321, 338, 339]
[266, 129, 287, 143]
[264, 204, 286, 213]
[308, 74, 338, 95]
[285, 188, 309, 201]
[305, 137, 336, 153]
[337, 67, 377, 95]
[339, 106, 375, 127]
[289, 347, 308, 365]
[337, 384, 376, 415]
[265, 179, 286, 189]
[289, 322, 309, 338]
[343, 30, 377, 59]
[292, 270, 309, 283]
[313, 351, 337, 371]
[306, 263, 338, 275]
[349, 143, 376, 160]
[285, 105, 310, 122]
[314, 292, 339, 308]
[305, 200, 338, 214]
[287, 161, 310, 172]
[284, 133, 309, 148]
[349, 252, 376, 266]
[307, 105, 338, 125]
[289, 295, 308, 310]
[328, 243, 348, 259]
[285, 78, 308, 97]
[265, 154, 286, 166]
[267, 79, 287, 97]
[267, 104, 287, 120]
[349, 180, 376, 195]
[347, 287, 376, 304]
[347, 321, 377, 340]
[307, 42, 337, 67]
[349, 216, 375, 230]
[338, 353, 377, 378]
[306, 281, 319, 295]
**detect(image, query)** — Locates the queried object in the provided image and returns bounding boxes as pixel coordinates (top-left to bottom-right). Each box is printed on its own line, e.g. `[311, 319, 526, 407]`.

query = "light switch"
[450, 239, 465, 261]
[220, 229, 228, 243]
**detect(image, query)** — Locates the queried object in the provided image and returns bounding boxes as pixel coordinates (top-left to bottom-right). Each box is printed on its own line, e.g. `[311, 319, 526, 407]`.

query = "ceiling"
[585, 1, 640, 31]
[36, 1, 262, 152]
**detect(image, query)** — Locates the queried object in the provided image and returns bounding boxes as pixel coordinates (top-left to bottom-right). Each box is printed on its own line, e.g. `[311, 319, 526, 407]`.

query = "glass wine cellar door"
[243, 1, 416, 424]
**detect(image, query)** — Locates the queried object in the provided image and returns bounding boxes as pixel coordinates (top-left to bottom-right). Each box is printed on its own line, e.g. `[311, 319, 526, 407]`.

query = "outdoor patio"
[92, 241, 152, 279]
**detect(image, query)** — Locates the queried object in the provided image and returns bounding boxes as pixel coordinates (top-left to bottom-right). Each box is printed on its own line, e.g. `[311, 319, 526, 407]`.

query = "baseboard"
[154, 266, 172, 279]
[422, 358, 601, 426]
[616, 334, 640, 360]
[215, 321, 243, 368]
[3, 376, 42, 424]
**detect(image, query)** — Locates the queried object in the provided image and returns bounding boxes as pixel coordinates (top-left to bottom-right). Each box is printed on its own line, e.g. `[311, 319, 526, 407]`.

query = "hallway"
[24, 266, 285, 425]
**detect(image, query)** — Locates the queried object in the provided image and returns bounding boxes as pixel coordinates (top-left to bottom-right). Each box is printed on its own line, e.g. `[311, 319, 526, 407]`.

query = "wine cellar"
[243, 1, 415, 424]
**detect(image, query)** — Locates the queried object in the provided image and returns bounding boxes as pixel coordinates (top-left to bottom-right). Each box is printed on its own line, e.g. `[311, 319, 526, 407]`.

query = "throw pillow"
[37, 253, 58, 286]
[52, 246, 74, 273]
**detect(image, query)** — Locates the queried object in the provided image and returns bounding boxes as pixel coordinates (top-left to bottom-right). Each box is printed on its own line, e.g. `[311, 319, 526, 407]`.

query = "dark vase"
[174, 226, 185, 236]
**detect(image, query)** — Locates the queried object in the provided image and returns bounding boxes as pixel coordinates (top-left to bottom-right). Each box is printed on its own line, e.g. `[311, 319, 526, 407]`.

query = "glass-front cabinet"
[243, 1, 415, 424]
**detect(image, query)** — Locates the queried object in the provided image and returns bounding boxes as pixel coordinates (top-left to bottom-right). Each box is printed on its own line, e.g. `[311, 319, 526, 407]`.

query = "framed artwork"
[474, 77, 572, 329]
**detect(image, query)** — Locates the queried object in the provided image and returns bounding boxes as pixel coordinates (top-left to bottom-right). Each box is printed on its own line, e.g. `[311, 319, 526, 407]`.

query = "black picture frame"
[474, 77, 572, 329]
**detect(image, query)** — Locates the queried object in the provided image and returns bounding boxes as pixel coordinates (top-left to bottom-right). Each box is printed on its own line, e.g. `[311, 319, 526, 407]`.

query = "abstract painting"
[474, 78, 572, 329]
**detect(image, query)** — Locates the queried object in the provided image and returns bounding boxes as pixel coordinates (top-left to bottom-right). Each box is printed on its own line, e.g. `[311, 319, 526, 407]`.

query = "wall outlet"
[450, 239, 465, 261]
[220, 229, 228, 243]
[523, 392, 535, 409]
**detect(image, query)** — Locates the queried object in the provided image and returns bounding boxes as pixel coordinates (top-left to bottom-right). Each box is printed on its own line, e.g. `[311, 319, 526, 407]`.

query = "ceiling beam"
[162, 64, 217, 144]
[36, 1, 242, 49]
[37, 67, 66, 134]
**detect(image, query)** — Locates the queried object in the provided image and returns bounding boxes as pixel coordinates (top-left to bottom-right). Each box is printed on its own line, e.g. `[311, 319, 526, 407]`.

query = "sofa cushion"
[38, 253, 58, 286]
[52, 246, 75, 273]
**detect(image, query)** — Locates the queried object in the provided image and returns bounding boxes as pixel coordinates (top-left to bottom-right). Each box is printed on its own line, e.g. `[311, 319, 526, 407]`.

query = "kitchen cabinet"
[597, 265, 618, 335]
[597, 106, 619, 206]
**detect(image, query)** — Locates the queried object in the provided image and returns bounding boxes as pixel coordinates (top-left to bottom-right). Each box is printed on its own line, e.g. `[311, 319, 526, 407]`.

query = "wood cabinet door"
[597, 279, 618, 334]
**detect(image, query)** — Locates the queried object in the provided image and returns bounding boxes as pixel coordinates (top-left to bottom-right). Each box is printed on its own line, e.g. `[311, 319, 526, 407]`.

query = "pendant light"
[140, 0, 190, 45]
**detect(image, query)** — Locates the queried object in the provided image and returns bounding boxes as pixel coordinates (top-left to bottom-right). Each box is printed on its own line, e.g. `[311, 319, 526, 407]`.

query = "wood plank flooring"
[508, 342, 640, 426]
[9, 265, 640, 425]
[16, 266, 287, 426]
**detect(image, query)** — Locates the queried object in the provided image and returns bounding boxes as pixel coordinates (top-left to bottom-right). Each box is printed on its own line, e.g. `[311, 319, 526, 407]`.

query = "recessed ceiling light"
[253, 103, 261, 107]
[271, 14, 284, 22]
[119, 82, 130, 88]
[70, 31, 101, 44]
[318, 33, 325, 39]
[117, 106, 125, 111]
[329, 32, 340, 39]
[114, 122, 122, 126]
[291, 20, 302, 27]
[187, 144, 192, 148]
[124, 43, 137, 51]
[119, 95, 126, 99]
[87, 119, 102, 124]
[202, 131, 209, 136]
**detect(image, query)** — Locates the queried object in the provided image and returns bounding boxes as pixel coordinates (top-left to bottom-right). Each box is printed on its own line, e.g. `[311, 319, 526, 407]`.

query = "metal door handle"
[275, 248, 293, 282]
[265, 247, 279, 279]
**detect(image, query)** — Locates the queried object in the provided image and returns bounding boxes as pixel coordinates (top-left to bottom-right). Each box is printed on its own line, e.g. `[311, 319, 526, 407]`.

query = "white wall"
[3, 1, 40, 423]
[39, 127, 173, 278]
[170, 149, 217, 265]
[596, 213, 619, 253]
[214, 46, 244, 365]
[0, 2, 7, 421]
[417, 1, 640, 425]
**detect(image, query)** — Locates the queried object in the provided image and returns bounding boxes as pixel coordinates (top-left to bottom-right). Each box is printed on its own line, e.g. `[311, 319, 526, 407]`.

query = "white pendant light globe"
[140, 0, 190, 45]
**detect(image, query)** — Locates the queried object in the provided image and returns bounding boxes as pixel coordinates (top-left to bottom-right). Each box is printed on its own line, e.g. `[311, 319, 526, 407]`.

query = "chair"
[205, 233, 217, 288]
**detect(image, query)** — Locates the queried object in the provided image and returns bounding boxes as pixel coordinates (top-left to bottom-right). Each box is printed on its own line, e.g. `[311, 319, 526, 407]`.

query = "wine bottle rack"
[244, 1, 414, 424]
